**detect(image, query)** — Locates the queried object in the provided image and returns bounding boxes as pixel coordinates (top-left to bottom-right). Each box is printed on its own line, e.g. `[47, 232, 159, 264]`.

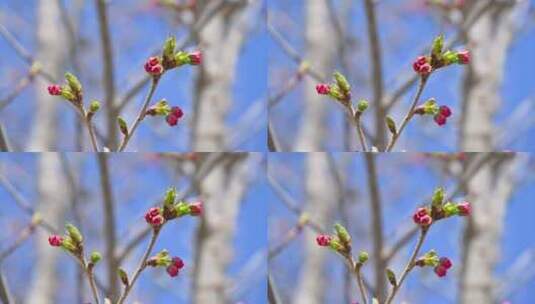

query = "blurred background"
[0, 0, 266, 152]
[0, 152, 266, 303]
[268, 0, 535, 152]
[268, 152, 535, 303]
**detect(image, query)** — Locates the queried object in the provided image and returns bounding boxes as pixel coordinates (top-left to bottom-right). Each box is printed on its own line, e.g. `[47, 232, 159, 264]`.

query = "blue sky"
[268, 153, 535, 303]
[0, 153, 267, 303]
[269, 0, 535, 152]
[0, 0, 267, 151]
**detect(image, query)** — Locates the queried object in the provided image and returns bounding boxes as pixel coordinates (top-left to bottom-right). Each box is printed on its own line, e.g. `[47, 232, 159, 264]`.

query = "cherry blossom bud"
[316, 235, 332, 247]
[439, 257, 452, 269]
[189, 202, 203, 216]
[47, 85, 62, 96]
[48, 235, 63, 247]
[188, 51, 202, 65]
[457, 50, 471, 64]
[166, 265, 179, 277]
[439, 105, 452, 118]
[434, 114, 447, 126]
[315, 84, 331, 95]
[434, 265, 447, 277]
[172, 256, 184, 269]
[457, 201, 471, 216]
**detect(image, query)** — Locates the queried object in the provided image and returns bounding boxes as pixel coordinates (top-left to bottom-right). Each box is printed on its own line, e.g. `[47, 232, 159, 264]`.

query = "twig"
[364, 0, 386, 148]
[0, 221, 38, 263]
[385, 77, 428, 151]
[97, 154, 119, 301]
[0, 123, 10, 152]
[118, 78, 159, 151]
[116, 230, 160, 304]
[355, 263, 368, 304]
[95, 0, 118, 149]
[355, 114, 368, 152]
[0, 270, 12, 304]
[385, 229, 428, 304]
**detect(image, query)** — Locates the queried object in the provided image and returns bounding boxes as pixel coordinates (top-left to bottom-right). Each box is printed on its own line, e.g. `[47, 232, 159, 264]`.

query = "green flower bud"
[431, 35, 444, 58]
[386, 116, 397, 134]
[64, 72, 82, 94]
[90, 251, 102, 264]
[333, 71, 351, 94]
[328, 86, 345, 102]
[164, 187, 177, 208]
[334, 223, 351, 244]
[423, 98, 439, 115]
[432, 187, 445, 208]
[174, 202, 190, 217]
[65, 223, 83, 244]
[60, 87, 76, 102]
[118, 117, 128, 136]
[423, 250, 440, 267]
[442, 202, 459, 217]
[329, 239, 344, 252]
[118, 268, 129, 286]
[357, 100, 369, 113]
[89, 100, 101, 114]
[443, 50, 458, 65]
[146, 99, 171, 116]
[163, 36, 177, 60]
[149, 249, 172, 267]
[358, 251, 369, 264]
[174, 51, 189, 66]
[386, 268, 397, 286]
[61, 237, 77, 253]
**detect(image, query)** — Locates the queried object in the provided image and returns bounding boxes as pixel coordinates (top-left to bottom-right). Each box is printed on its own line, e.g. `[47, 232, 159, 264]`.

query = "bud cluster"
[47, 72, 84, 105]
[412, 35, 470, 77]
[145, 36, 202, 78]
[146, 249, 186, 278]
[315, 72, 352, 107]
[145, 99, 185, 127]
[412, 187, 472, 228]
[415, 250, 453, 278]
[145, 187, 203, 229]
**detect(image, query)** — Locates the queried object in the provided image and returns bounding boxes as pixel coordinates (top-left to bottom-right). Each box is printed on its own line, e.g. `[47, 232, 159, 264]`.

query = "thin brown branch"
[95, 0, 117, 149]
[97, 154, 119, 301]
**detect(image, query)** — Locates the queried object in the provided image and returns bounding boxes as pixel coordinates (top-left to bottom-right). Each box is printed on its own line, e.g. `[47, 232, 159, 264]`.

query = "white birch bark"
[293, 153, 336, 304]
[295, 0, 336, 151]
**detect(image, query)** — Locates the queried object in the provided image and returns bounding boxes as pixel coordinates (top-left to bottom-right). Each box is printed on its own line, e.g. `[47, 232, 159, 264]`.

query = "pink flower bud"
[316, 235, 332, 247]
[189, 202, 203, 216]
[419, 215, 433, 226]
[457, 50, 470, 64]
[151, 215, 164, 227]
[47, 85, 62, 96]
[457, 201, 471, 216]
[166, 265, 179, 277]
[48, 235, 63, 247]
[440, 257, 452, 269]
[434, 114, 447, 126]
[148, 56, 160, 67]
[434, 265, 447, 277]
[172, 256, 184, 269]
[439, 105, 452, 118]
[315, 84, 331, 95]
[416, 56, 427, 65]
[166, 114, 179, 126]
[171, 106, 184, 118]
[418, 63, 432, 75]
[189, 51, 202, 65]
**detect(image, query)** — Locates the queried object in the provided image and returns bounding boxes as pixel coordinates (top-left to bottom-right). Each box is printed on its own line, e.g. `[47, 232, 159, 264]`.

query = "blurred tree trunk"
[293, 153, 335, 304]
[458, 2, 525, 303]
[191, 1, 256, 151]
[192, 154, 254, 303]
[27, 154, 68, 304]
[295, 0, 336, 151]
[27, 0, 65, 151]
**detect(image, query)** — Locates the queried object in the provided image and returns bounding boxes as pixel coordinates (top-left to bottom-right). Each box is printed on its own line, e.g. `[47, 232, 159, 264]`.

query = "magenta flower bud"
[434, 265, 448, 277]
[166, 114, 179, 126]
[166, 265, 180, 277]
[439, 105, 452, 118]
[418, 63, 432, 75]
[457, 50, 470, 64]
[151, 215, 164, 227]
[440, 257, 452, 269]
[189, 202, 203, 216]
[416, 56, 427, 65]
[457, 201, 471, 216]
[172, 256, 184, 269]
[47, 85, 62, 96]
[316, 235, 332, 247]
[148, 56, 160, 67]
[48, 235, 63, 247]
[419, 215, 433, 226]
[188, 51, 202, 65]
[434, 114, 447, 126]
[315, 84, 331, 95]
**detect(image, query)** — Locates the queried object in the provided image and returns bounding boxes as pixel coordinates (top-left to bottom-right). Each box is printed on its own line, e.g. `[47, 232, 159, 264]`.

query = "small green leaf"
[386, 268, 397, 286]
[118, 268, 129, 286]
[386, 116, 397, 134]
[118, 117, 128, 136]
